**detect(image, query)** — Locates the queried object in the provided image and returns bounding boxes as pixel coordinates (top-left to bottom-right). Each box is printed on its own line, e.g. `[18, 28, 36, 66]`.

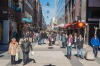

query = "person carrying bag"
[8, 38, 19, 65]
[21, 37, 33, 65]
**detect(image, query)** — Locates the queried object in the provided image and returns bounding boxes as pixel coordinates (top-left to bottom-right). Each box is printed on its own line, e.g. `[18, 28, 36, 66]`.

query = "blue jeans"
[67, 46, 72, 56]
[38, 39, 42, 45]
[74, 42, 77, 48]
[93, 46, 98, 57]
[41, 38, 44, 44]
[77, 48, 83, 58]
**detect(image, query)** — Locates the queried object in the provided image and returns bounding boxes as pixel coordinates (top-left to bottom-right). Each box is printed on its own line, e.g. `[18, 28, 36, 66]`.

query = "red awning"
[61, 24, 71, 28]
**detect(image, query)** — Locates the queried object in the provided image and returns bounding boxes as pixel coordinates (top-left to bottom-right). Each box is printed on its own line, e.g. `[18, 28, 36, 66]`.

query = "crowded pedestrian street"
[0, 39, 100, 66]
[0, 0, 100, 66]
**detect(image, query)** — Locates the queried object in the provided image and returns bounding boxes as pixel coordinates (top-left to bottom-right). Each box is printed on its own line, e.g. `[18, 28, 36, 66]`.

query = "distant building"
[50, 17, 57, 30]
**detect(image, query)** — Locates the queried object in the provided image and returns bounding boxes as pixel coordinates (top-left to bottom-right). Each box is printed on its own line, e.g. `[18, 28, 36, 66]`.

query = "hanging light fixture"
[46, 2, 50, 7]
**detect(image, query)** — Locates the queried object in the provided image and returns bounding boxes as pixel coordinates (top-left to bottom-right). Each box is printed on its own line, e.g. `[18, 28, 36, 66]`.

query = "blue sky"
[40, 0, 55, 25]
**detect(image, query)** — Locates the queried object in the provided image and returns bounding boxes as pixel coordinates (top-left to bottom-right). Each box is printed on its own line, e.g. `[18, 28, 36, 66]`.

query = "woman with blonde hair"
[67, 34, 73, 60]
[8, 38, 19, 65]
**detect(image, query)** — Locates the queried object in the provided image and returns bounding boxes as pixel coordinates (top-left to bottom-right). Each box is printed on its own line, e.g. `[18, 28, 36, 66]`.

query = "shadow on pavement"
[48, 47, 54, 49]
[44, 64, 56, 66]
[16, 59, 22, 64]
[0, 55, 4, 57]
[27, 58, 36, 63]
[60, 47, 66, 48]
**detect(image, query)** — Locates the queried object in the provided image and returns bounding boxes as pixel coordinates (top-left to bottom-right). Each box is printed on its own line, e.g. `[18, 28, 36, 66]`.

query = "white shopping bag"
[15, 52, 18, 61]
[31, 51, 34, 56]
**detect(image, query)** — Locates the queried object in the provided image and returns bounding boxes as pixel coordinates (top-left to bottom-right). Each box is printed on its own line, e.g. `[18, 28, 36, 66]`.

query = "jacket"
[61, 36, 67, 42]
[67, 38, 73, 46]
[77, 38, 84, 48]
[21, 41, 33, 52]
[8, 42, 19, 55]
[91, 37, 100, 46]
[73, 36, 78, 43]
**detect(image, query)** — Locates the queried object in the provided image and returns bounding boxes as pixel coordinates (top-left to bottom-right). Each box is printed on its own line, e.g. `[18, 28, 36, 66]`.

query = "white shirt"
[74, 36, 77, 42]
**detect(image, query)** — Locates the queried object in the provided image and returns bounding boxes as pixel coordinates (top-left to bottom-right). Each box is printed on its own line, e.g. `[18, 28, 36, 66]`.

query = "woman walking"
[67, 34, 73, 59]
[8, 38, 19, 65]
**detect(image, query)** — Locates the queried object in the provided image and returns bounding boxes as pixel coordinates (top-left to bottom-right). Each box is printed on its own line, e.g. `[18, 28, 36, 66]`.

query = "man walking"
[91, 34, 100, 58]
[77, 34, 84, 59]
[73, 33, 78, 49]
[21, 38, 33, 65]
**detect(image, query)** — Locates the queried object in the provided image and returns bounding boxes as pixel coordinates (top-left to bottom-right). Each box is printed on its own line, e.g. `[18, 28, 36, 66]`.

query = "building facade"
[57, 0, 65, 25]
[65, 0, 100, 43]
[0, 0, 22, 44]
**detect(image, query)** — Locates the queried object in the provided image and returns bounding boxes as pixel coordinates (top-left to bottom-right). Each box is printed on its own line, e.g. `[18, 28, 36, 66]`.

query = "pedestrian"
[8, 38, 19, 65]
[77, 34, 84, 59]
[21, 37, 33, 65]
[56, 33, 60, 45]
[91, 34, 100, 58]
[38, 31, 42, 45]
[67, 34, 73, 59]
[25, 31, 30, 41]
[41, 31, 46, 44]
[61, 34, 67, 48]
[73, 33, 78, 49]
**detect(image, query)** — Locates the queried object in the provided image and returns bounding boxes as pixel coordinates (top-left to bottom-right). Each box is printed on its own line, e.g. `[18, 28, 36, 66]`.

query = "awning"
[61, 24, 71, 28]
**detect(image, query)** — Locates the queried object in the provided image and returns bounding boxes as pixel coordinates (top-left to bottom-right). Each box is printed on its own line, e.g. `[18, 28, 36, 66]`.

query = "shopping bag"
[15, 52, 20, 61]
[18, 52, 20, 60]
[15, 52, 18, 61]
[31, 51, 34, 56]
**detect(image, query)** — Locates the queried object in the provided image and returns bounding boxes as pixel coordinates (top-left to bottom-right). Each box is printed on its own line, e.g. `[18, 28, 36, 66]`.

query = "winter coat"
[8, 42, 19, 55]
[61, 36, 67, 42]
[67, 38, 73, 46]
[21, 41, 33, 52]
[77, 38, 84, 49]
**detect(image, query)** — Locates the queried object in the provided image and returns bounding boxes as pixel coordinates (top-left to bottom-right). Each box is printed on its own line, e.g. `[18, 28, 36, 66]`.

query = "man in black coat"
[21, 38, 33, 65]
[77, 34, 84, 59]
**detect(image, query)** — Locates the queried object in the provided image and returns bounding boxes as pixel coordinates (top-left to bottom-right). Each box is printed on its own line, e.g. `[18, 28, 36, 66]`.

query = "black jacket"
[77, 38, 84, 49]
[21, 41, 33, 52]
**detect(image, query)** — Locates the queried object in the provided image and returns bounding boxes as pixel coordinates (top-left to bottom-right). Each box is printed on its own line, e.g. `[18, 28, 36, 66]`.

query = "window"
[25, 0, 33, 10]
[72, 0, 76, 8]
[88, 9, 100, 18]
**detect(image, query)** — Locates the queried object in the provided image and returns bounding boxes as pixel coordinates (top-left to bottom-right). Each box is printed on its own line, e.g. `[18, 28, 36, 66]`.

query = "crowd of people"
[8, 30, 100, 65]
